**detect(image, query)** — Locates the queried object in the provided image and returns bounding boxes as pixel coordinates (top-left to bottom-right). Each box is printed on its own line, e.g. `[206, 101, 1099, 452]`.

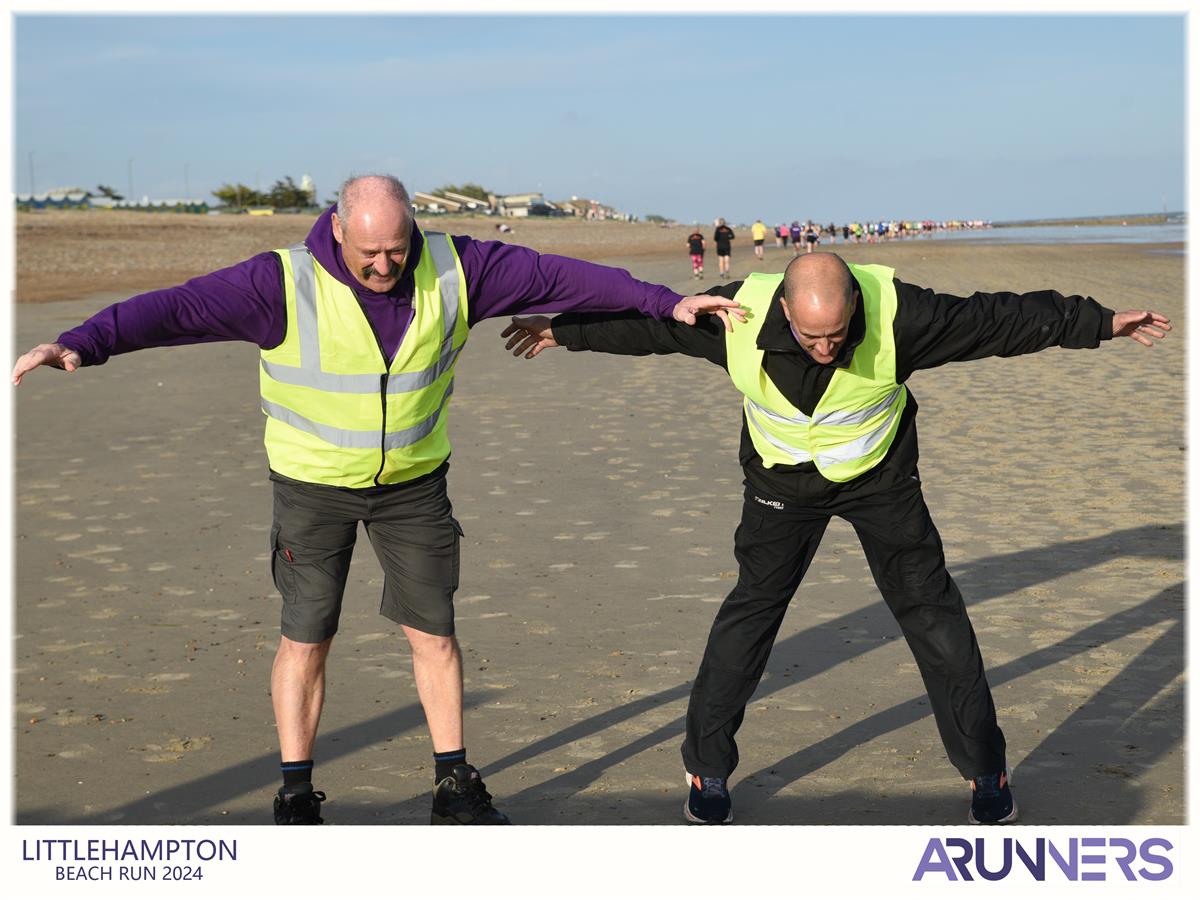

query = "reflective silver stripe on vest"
[746, 397, 812, 427]
[265, 237, 462, 394]
[382, 380, 455, 451]
[745, 401, 813, 463]
[423, 232, 461, 346]
[261, 399, 381, 449]
[814, 387, 904, 427]
[386, 341, 463, 393]
[261, 359, 380, 393]
[288, 244, 321, 367]
[745, 390, 903, 467]
[812, 397, 903, 468]
[262, 379, 456, 451]
[744, 387, 902, 431]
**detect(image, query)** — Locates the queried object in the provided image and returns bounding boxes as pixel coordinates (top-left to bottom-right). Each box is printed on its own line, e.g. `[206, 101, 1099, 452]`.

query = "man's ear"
[778, 296, 792, 323]
[331, 213, 344, 245]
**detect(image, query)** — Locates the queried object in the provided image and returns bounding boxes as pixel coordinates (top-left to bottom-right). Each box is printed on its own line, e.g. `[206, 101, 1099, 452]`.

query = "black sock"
[434, 748, 467, 782]
[281, 759, 314, 790]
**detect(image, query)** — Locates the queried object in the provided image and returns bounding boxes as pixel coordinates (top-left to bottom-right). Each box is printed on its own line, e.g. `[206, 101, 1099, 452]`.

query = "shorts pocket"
[270, 523, 297, 600]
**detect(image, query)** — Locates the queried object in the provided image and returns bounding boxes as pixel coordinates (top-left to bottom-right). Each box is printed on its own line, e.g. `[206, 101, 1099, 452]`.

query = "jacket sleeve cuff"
[649, 286, 683, 320]
[55, 334, 102, 367]
[1100, 306, 1115, 341]
[551, 314, 587, 351]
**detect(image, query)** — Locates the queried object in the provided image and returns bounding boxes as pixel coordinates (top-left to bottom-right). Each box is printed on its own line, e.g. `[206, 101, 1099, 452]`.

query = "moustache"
[363, 264, 401, 280]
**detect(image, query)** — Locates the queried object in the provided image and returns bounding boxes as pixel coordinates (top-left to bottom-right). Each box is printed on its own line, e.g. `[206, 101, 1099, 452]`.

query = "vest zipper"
[375, 373, 388, 485]
[353, 296, 393, 487]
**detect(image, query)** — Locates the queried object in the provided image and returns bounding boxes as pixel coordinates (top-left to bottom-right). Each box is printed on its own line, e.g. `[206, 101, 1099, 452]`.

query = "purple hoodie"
[57, 207, 683, 365]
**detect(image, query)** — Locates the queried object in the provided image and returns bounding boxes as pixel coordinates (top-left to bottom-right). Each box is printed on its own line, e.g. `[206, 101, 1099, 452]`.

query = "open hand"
[671, 295, 747, 332]
[12, 342, 82, 386]
[501, 316, 557, 359]
[1111, 310, 1171, 347]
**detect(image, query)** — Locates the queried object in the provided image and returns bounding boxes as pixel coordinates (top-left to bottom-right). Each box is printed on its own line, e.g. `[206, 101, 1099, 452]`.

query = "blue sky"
[13, 14, 1185, 223]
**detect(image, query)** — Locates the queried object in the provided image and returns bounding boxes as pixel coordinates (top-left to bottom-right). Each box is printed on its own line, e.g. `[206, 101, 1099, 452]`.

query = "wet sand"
[12, 213, 1185, 824]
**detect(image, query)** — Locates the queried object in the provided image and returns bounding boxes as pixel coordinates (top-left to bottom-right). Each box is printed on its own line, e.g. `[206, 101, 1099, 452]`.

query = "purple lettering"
[1138, 839, 1173, 881]
[946, 838, 975, 881]
[1014, 838, 1046, 881]
[1109, 838, 1137, 880]
[1080, 837, 1106, 881]
[912, 839, 958, 881]
[1047, 838, 1079, 880]
[975, 837, 1013, 881]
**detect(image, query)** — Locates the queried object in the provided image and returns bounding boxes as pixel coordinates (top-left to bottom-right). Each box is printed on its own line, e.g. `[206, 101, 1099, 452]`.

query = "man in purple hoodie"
[12, 174, 742, 825]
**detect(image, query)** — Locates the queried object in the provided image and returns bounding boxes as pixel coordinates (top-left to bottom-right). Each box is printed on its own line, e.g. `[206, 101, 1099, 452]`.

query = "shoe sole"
[968, 798, 1019, 825]
[683, 799, 733, 825]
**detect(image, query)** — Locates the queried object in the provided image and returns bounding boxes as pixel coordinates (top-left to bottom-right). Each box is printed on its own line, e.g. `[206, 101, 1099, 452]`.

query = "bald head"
[331, 175, 414, 291]
[336, 174, 412, 226]
[779, 253, 859, 364]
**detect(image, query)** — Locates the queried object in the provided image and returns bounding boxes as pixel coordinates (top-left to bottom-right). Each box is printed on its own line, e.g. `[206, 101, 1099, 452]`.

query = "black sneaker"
[274, 783, 326, 825]
[431, 764, 511, 825]
[968, 771, 1017, 825]
[684, 772, 732, 824]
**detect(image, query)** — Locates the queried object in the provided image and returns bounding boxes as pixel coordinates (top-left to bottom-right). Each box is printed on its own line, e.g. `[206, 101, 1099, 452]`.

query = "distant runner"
[751, 219, 767, 260]
[714, 218, 736, 279]
[688, 226, 707, 279]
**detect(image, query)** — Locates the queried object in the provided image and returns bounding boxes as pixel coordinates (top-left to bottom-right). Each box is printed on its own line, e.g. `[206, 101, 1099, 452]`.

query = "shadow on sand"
[18, 523, 1182, 825]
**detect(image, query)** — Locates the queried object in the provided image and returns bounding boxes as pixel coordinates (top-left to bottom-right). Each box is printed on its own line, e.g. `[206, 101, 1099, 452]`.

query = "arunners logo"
[752, 495, 785, 511]
[913, 837, 1173, 882]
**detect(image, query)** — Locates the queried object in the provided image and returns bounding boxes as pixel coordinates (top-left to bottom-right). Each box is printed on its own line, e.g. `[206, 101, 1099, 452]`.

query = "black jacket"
[551, 275, 1115, 504]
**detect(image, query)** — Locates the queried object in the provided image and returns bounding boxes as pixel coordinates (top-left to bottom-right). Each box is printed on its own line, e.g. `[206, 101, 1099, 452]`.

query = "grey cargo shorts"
[269, 464, 462, 643]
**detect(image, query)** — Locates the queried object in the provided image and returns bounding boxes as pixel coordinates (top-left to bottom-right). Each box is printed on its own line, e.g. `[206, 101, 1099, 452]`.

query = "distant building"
[494, 193, 554, 219]
[556, 197, 591, 218]
[554, 195, 630, 221]
[411, 190, 494, 214]
[496, 192, 555, 218]
[437, 190, 492, 212]
[412, 191, 465, 214]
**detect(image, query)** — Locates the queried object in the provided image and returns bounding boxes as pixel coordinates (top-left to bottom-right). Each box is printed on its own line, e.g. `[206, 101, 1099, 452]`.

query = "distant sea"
[924, 223, 1186, 246]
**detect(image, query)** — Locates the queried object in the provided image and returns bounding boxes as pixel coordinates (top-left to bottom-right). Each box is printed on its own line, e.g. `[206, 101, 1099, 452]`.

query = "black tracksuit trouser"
[681, 473, 1007, 781]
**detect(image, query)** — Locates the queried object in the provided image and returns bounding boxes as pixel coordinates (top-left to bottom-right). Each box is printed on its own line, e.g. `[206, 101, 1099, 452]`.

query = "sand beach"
[11, 212, 1185, 825]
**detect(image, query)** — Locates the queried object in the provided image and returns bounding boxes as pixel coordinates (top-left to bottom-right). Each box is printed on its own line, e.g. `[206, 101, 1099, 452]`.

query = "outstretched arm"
[11, 253, 286, 385]
[893, 279, 1170, 380]
[499, 281, 742, 368]
[458, 237, 743, 326]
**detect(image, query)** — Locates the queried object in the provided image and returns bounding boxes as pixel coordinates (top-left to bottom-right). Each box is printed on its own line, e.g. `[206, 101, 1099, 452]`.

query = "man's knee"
[404, 627, 459, 661]
[276, 634, 334, 662]
[899, 603, 984, 675]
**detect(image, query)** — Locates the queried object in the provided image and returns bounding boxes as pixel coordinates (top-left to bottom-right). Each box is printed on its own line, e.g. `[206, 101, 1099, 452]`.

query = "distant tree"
[268, 175, 312, 209]
[643, 214, 670, 224]
[434, 183, 491, 202]
[95, 184, 124, 201]
[212, 183, 264, 208]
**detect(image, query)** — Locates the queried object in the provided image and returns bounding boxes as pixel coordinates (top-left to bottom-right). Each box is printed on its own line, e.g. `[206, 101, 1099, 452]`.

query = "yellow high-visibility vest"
[259, 231, 469, 488]
[725, 264, 907, 483]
